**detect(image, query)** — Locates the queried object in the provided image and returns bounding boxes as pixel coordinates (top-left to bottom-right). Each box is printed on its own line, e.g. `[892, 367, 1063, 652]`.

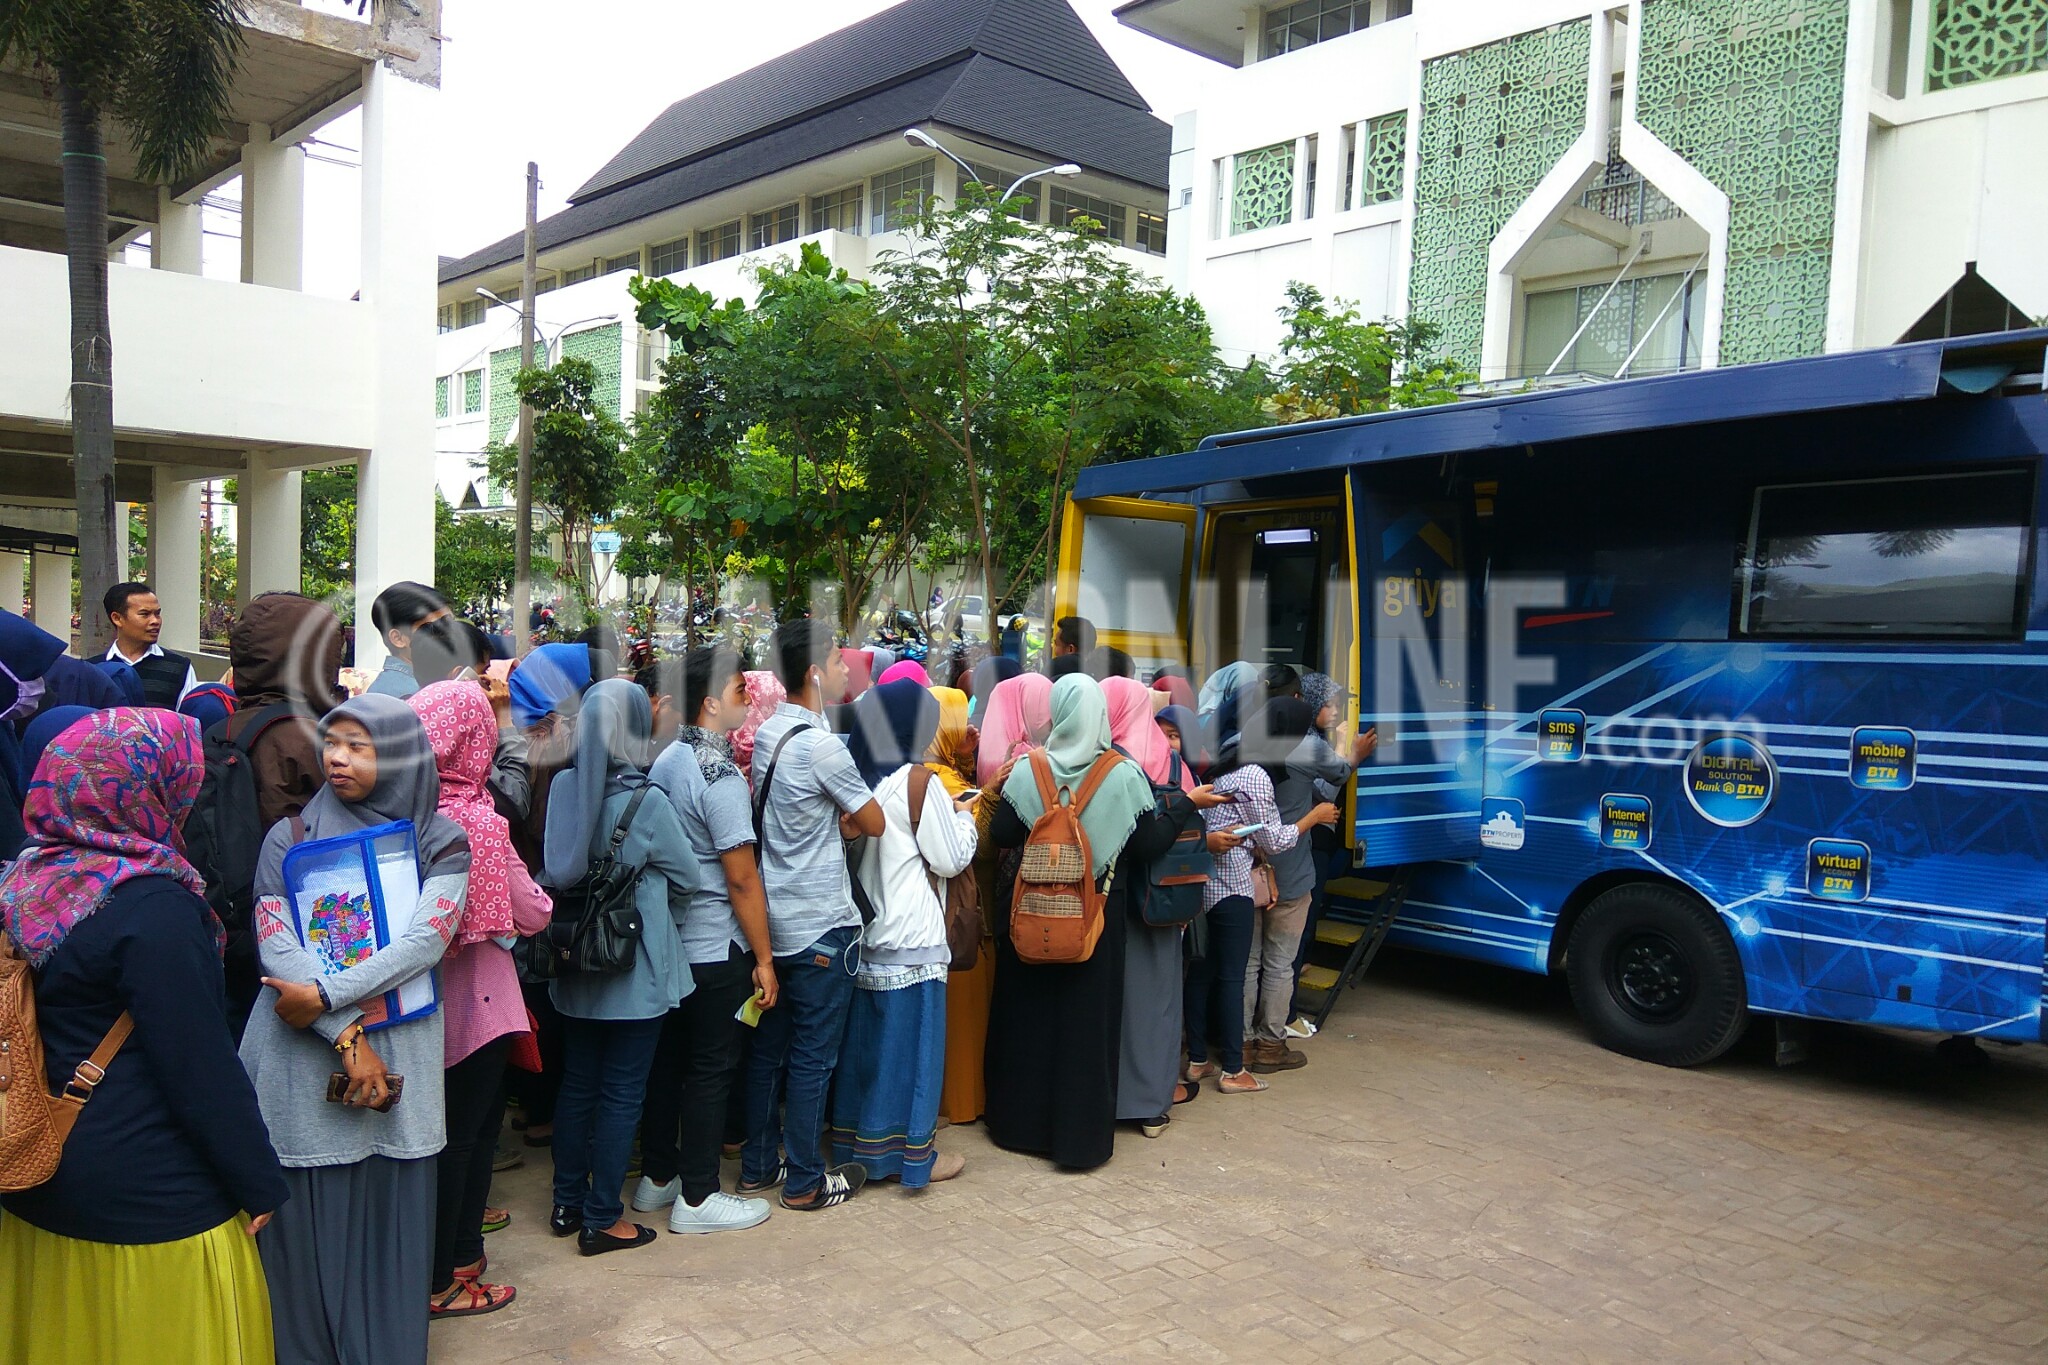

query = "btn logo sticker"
[1684, 734, 1776, 828]
[1479, 796, 1526, 851]
[1599, 793, 1652, 850]
[1849, 727, 1915, 790]
[1539, 709, 1585, 762]
[1807, 838, 1872, 902]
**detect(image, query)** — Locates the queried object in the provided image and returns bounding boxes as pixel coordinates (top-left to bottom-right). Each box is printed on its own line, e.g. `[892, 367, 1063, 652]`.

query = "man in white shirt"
[103, 582, 196, 708]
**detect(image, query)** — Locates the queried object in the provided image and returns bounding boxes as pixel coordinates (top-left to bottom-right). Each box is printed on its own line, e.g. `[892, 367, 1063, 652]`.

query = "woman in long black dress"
[983, 675, 1174, 1170]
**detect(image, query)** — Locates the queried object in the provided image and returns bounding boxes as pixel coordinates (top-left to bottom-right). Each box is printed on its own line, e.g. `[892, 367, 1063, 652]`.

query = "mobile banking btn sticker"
[1684, 734, 1776, 828]
[1848, 726, 1915, 790]
[1598, 793, 1653, 850]
[1479, 796, 1526, 851]
[1806, 838, 1872, 902]
[1538, 709, 1585, 762]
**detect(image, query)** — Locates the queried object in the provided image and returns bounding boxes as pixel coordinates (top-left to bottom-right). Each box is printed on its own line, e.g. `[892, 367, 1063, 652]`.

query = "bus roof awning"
[1073, 329, 2048, 500]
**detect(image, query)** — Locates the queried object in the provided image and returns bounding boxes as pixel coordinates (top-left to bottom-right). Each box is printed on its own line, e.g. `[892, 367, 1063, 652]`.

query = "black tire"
[1564, 882, 1747, 1067]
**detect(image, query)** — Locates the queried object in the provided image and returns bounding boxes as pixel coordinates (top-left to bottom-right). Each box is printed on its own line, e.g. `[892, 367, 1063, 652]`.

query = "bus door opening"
[1055, 496, 1197, 674]
[1194, 500, 1351, 688]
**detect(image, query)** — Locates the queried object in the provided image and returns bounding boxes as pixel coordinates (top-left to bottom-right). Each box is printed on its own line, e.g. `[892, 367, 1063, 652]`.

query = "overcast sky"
[288, 0, 1220, 295]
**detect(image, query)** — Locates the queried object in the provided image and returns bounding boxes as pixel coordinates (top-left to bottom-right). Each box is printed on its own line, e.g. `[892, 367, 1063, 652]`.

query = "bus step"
[1298, 965, 1342, 994]
[1315, 921, 1366, 949]
[1326, 877, 1389, 901]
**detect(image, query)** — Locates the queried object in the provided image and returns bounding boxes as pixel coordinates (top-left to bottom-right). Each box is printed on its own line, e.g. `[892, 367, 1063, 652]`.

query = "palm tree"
[0, 1, 244, 653]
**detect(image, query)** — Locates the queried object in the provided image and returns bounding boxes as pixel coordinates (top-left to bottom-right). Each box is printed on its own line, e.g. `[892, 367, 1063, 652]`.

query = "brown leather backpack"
[1008, 750, 1124, 965]
[907, 766, 985, 971]
[0, 930, 133, 1193]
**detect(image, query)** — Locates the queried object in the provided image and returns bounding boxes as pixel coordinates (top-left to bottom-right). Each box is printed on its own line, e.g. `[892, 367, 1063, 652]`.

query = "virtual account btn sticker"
[1849, 726, 1915, 790]
[1807, 838, 1872, 902]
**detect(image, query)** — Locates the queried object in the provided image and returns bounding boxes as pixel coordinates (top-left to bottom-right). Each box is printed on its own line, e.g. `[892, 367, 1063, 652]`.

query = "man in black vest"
[103, 581, 197, 708]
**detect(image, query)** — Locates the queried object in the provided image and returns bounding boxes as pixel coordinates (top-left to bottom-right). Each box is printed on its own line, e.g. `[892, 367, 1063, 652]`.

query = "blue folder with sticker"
[279, 820, 440, 1030]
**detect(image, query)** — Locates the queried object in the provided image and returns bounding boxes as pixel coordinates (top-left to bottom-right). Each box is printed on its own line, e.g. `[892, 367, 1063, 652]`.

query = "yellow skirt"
[0, 1211, 274, 1365]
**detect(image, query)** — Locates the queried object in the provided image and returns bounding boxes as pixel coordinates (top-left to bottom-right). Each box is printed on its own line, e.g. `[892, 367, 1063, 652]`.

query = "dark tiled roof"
[572, 0, 1148, 202]
[438, 49, 1168, 285]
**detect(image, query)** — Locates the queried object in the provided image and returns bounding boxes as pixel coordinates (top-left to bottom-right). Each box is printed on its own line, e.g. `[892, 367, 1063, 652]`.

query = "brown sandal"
[1183, 1060, 1218, 1083]
[431, 1279, 516, 1317]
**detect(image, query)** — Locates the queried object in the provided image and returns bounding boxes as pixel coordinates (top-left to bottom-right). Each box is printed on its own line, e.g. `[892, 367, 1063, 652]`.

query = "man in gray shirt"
[637, 647, 782, 1234]
[738, 621, 882, 1212]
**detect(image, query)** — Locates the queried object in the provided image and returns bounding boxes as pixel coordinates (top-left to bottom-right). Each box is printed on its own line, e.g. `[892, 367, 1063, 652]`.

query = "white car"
[929, 595, 994, 639]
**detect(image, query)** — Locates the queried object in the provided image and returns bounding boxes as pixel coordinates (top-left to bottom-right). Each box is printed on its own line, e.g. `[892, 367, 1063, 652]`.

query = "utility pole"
[512, 161, 538, 657]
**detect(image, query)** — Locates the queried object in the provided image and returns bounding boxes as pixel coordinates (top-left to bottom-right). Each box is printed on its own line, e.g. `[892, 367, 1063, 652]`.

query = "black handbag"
[518, 786, 652, 979]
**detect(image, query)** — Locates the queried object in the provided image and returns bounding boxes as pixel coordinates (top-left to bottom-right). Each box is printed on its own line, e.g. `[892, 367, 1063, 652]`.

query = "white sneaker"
[630, 1176, 681, 1212]
[668, 1190, 772, 1234]
[1284, 1016, 1319, 1039]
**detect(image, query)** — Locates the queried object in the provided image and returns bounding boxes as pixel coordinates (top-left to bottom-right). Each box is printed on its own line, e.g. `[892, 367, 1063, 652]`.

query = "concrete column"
[354, 62, 440, 672]
[240, 121, 306, 290]
[154, 188, 202, 274]
[147, 469, 204, 654]
[29, 552, 72, 645]
[0, 551, 24, 617]
[240, 456, 303, 601]
[113, 506, 131, 581]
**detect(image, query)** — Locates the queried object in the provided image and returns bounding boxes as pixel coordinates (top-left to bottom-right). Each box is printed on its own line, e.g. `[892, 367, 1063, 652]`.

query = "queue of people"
[0, 588, 1367, 1365]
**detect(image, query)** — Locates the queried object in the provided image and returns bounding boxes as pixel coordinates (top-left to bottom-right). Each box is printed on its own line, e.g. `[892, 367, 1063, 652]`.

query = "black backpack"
[1137, 752, 1211, 929]
[186, 704, 302, 958]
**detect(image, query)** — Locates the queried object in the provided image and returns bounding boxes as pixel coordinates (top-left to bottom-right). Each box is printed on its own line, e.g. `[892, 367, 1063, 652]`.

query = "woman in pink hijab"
[1151, 673, 1198, 716]
[975, 672, 1052, 785]
[731, 669, 786, 777]
[875, 659, 932, 688]
[838, 648, 876, 703]
[1104, 676, 1192, 793]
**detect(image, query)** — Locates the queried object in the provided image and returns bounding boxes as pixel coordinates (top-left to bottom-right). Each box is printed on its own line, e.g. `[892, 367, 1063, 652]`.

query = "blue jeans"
[1185, 895, 1255, 1074]
[742, 925, 858, 1199]
[551, 1015, 664, 1231]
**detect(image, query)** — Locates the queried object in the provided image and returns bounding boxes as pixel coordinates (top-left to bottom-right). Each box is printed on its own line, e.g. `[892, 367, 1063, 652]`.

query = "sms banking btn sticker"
[1538, 709, 1585, 762]
[1479, 797, 1525, 851]
[1849, 727, 1915, 790]
[1599, 793, 1652, 850]
[1807, 838, 1872, 902]
[1684, 734, 1776, 828]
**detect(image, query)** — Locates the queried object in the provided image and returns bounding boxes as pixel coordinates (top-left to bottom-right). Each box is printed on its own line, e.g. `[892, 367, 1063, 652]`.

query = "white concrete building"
[0, 0, 442, 669]
[1117, 0, 2048, 376]
[432, 0, 1172, 514]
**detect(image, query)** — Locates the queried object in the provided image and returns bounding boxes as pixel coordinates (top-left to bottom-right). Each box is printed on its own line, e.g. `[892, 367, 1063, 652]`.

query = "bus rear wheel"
[1565, 883, 1747, 1067]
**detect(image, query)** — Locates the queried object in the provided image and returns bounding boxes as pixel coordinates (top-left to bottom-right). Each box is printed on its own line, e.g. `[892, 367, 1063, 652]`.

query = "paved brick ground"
[434, 950, 2048, 1364]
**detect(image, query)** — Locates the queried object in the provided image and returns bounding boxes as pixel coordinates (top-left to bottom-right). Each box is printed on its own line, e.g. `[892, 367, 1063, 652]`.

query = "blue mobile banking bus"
[1060, 331, 2048, 1067]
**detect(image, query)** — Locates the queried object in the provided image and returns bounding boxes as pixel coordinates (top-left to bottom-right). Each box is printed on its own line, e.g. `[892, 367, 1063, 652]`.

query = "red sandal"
[453, 1253, 487, 1281]
[431, 1279, 516, 1318]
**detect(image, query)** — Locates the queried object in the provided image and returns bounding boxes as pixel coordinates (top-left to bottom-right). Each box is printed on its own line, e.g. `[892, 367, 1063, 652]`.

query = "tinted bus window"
[1737, 468, 2030, 638]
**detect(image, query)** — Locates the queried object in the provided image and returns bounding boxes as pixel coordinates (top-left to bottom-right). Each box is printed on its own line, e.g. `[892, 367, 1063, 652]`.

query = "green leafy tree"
[433, 494, 520, 619]
[1263, 283, 1471, 423]
[0, 0, 247, 653]
[486, 356, 627, 611]
[300, 466, 358, 616]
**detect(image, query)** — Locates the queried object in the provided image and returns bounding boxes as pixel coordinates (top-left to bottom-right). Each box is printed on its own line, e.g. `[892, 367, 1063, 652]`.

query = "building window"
[650, 237, 690, 276]
[1230, 142, 1296, 234]
[749, 203, 800, 250]
[560, 262, 597, 286]
[1304, 134, 1319, 220]
[697, 220, 742, 264]
[1927, 0, 2048, 91]
[434, 375, 450, 418]
[1521, 273, 1702, 380]
[603, 252, 642, 276]
[1261, 0, 1408, 59]
[1047, 188, 1126, 240]
[454, 297, 487, 329]
[462, 369, 484, 415]
[810, 184, 864, 235]
[436, 304, 455, 334]
[533, 274, 559, 296]
[1737, 469, 2032, 639]
[964, 162, 1040, 220]
[1134, 210, 1167, 255]
[1359, 111, 1407, 206]
[1579, 91, 1677, 226]
[871, 159, 935, 234]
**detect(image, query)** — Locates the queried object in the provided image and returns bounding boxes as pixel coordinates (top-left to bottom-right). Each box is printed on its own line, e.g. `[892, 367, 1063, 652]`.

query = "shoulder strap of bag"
[1029, 749, 1058, 811]
[751, 726, 804, 845]
[908, 765, 932, 836]
[1070, 750, 1125, 815]
[51, 1011, 135, 1141]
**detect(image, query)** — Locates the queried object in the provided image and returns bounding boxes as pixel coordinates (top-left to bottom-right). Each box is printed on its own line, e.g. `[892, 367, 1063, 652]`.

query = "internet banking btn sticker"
[1598, 793, 1652, 850]
[1538, 709, 1585, 762]
[1806, 838, 1872, 902]
[1849, 726, 1915, 790]
[1479, 797, 1526, 851]
[1684, 734, 1776, 828]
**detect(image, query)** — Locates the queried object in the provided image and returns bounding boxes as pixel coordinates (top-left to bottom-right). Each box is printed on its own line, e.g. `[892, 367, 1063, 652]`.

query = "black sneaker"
[781, 1163, 866, 1211]
[735, 1163, 786, 1196]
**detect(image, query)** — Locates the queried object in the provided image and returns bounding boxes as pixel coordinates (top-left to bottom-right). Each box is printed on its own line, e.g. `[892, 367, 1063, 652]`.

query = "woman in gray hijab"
[541, 678, 700, 1255]
[237, 693, 471, 1365]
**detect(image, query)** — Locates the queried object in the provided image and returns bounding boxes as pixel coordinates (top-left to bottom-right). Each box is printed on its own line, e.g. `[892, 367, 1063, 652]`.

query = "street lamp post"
[902, 127, 1080, 218]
